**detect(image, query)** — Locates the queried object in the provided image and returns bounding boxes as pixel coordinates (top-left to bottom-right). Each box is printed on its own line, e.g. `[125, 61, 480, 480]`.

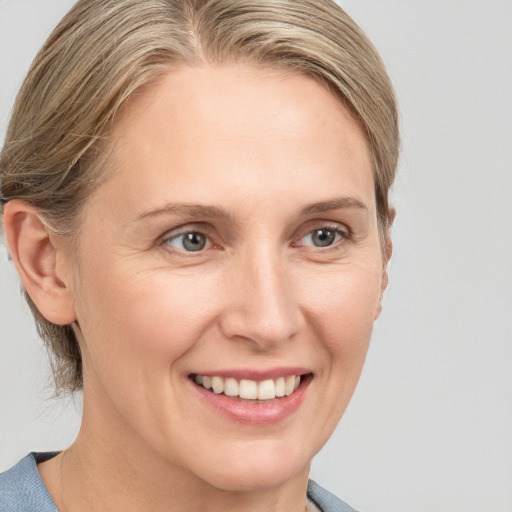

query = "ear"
[3, 200, 76, 325]
[375, 207, 396, 320]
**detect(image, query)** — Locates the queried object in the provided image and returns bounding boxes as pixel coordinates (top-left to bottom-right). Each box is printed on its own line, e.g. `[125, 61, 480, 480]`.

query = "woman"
[0, 0, 399, 510]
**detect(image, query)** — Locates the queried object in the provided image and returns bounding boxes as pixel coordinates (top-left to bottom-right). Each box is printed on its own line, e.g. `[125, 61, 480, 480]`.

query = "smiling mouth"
[190, 373, 311, 401]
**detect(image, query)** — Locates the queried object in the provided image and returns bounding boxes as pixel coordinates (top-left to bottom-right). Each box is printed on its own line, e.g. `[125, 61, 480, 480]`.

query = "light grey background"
[1, 1, 511, 511]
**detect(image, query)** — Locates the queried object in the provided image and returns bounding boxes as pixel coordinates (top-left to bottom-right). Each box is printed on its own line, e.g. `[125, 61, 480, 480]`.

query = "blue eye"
[301, 228, 345, 248]
[165, 232, 208, 252]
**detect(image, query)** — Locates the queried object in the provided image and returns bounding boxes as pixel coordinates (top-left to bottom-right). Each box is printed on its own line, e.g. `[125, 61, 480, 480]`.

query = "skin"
[4, 64, 390, 511]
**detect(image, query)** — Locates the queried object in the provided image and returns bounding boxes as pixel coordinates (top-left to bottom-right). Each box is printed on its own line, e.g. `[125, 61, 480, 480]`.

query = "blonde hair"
[0, 0, 399, 393]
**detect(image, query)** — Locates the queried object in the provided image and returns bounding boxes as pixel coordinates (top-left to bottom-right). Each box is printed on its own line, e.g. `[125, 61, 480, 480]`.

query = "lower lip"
[189, 375, 312, 425]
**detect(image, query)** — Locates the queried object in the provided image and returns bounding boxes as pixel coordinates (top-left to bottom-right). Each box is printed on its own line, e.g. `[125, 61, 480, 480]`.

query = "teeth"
[275, 377, 286, 397]
[285, 375, 295, 396]
[193, 374, 305, 400]
[202, 376, 212, 390]
[239, 379, 258, 399]
[257, 379, 275, 400]
[224, 378, 239, 397]
[211, 376, 224, 394]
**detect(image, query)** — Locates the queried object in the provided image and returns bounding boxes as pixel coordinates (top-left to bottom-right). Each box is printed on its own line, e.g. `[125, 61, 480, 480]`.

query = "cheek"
[74, 258, 230, 401]
[72, 266, 221, 444]
[301, 258, 382, 331]
[299, 260, 382, 382]
[78, 269, 211, 363]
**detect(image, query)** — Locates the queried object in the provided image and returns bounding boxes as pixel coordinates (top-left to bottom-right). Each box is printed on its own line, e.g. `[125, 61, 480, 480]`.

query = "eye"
[300, 227, 347, 248]
[164, 231, 209, 252]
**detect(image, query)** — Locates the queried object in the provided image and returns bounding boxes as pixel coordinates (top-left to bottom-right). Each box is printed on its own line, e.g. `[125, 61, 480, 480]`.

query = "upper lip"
[189, 367, 312, 381]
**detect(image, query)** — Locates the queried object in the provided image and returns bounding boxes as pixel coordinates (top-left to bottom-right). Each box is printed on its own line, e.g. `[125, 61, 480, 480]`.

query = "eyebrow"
[133, 196, 368, 223]
[300, 197, 368, 215]
[134, 203, 233, 222]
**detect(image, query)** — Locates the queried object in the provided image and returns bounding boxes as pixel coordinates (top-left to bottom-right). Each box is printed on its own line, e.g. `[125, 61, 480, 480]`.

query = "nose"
[218, 246, 305, 350]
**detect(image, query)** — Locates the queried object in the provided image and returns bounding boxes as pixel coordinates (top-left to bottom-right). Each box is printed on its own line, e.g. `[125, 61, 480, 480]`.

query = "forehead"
[115, 63, 367, 148]
[91, 64, 375, 218]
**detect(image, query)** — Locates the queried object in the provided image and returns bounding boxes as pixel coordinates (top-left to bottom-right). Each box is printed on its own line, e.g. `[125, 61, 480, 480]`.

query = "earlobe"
[3, 200, 76, 325]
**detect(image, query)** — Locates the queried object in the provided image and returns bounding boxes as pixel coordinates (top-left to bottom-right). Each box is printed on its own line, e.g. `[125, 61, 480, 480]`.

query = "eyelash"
[159, 222, 351, 255]
[292, 223, 351, 250]
[160, 224, 215, 254]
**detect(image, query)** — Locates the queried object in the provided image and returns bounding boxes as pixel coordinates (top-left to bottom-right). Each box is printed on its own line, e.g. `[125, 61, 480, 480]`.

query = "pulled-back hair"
[0, 0, 399, 393]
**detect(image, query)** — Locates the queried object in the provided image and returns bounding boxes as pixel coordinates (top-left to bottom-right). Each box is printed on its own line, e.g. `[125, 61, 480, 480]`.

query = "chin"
[200, 463, 308, 493]
[186, 439, 313, 492]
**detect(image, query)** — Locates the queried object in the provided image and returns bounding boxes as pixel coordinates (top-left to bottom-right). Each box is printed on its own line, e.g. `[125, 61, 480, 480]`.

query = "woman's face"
[66, 64, 386, 491]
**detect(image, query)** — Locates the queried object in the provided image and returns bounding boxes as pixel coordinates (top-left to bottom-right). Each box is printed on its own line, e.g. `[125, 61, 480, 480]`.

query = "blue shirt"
[1, 453, 358, 512]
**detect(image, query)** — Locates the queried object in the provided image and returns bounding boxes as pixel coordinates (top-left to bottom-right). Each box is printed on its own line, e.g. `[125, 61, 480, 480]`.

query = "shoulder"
[0, 453, 59, 512]
[307, 480, 359, 512]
